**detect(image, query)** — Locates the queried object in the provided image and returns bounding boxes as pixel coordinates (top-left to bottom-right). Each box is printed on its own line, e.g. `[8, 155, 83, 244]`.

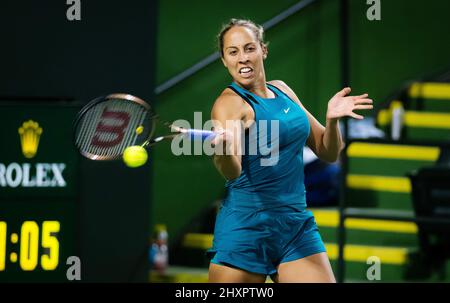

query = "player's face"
[221, 26, 267, 87]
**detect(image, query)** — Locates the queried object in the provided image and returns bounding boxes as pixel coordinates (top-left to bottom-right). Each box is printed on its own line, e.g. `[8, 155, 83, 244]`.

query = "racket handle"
[186, 129, 216, 141]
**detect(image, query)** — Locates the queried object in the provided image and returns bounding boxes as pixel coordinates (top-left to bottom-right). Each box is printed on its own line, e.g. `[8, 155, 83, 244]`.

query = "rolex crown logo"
[18, 120, 43, 159]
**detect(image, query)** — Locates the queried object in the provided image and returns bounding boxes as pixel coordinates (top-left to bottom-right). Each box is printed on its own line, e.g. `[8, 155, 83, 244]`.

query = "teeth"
[240, 67, 252, 74]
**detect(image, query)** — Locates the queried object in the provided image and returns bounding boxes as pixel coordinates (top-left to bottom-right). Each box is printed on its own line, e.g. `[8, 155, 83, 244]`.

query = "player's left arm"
[268, 80, 373, 163]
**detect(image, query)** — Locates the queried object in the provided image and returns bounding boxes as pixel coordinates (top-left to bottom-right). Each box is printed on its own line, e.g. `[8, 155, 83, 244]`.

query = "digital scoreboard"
[0, 101, 81, 282]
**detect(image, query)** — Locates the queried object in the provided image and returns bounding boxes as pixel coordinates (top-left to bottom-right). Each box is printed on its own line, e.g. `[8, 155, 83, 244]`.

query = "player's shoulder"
[268, 80, 303, 105]
[268, 80, 293, 93]
[213, 87, 244, 110]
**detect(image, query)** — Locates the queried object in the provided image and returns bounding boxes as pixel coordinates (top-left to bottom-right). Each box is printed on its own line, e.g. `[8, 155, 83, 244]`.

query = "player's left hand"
[326, 87, 373, 121]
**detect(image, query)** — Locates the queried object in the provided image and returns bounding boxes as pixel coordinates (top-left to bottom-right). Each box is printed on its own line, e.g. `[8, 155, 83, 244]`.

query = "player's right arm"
[210, 91, 245, 181]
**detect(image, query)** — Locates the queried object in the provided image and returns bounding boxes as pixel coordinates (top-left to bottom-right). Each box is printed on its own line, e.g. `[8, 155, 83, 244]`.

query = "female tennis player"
[207, 19, 373, 283]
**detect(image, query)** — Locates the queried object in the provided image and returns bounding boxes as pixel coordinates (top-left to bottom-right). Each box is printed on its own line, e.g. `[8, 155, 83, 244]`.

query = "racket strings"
[77, 105, 104, 156]
[105, 100, 147, 157]
[75, 99, 152, 159]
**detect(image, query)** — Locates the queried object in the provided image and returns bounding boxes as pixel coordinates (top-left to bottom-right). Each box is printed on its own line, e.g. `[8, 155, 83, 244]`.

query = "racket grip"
[186, 129, 216, 141]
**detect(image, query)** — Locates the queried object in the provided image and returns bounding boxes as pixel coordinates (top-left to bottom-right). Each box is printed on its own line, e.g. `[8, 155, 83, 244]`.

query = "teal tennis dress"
[207, 81, 326, 275]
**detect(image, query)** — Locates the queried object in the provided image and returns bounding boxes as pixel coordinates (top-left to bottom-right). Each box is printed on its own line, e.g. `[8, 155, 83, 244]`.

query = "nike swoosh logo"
[284, 107, 290, 114]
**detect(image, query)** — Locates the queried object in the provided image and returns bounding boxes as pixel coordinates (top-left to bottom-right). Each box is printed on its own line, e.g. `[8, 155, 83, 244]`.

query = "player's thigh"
[276, 252, 336, 283]
[208, 262, 267, 283]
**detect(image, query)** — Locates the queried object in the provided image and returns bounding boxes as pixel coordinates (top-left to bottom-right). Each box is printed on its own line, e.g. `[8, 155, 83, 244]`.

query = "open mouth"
[239, 67, 253, 77]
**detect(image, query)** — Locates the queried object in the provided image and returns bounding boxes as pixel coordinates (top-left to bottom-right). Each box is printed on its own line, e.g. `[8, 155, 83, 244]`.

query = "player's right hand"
[211, 128, 235, 155]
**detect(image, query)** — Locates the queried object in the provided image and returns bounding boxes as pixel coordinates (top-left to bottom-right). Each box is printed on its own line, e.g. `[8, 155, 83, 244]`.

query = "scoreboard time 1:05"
[0, 221, 60, 271]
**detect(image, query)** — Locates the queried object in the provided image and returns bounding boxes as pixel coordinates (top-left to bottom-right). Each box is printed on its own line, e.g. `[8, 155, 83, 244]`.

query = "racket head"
[73, 93, 155, 160]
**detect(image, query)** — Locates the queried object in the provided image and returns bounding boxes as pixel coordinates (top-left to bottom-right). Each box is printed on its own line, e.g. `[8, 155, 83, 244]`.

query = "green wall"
[349, 0, 450, 104]
[153, 0, 450, 245]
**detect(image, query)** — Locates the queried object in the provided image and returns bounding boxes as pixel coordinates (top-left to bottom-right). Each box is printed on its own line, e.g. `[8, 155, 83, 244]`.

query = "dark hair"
[217, 18, 268, 57]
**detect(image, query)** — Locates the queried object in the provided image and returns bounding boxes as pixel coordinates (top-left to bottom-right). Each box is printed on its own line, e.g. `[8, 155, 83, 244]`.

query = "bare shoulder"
[211, 88, 246, 119]
[268, 80, 301, 103]
[213, 88, 243, 107]
[268, 79, 289, 89]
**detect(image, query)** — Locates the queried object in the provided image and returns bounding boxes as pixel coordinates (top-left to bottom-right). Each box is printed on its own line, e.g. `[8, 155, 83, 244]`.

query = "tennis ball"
[136, 126, 144, 135]
[123, 146, 148, 168]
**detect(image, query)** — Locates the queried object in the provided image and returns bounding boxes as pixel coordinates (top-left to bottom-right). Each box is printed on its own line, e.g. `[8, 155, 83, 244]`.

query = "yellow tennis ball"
[123, 146, 148, 168]
[136, 126, 144, 135]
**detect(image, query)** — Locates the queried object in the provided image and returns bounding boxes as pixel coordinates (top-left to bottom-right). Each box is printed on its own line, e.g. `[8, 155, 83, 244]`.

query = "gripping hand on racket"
[211, 128, 235, 155]
[74, 93, 217, 161]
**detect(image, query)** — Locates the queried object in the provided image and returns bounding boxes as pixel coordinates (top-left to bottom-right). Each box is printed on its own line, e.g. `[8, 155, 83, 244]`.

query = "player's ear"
[221, 56, 228, 68]
[262, 44, 268, 60]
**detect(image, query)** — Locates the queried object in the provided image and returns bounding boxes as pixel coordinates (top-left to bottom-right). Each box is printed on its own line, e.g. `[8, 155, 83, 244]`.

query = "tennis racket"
[73, 93, 216, 160]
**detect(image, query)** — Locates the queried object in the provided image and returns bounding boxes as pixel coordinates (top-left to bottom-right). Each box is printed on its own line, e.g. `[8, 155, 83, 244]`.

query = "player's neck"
[243, 75, 273, 99]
